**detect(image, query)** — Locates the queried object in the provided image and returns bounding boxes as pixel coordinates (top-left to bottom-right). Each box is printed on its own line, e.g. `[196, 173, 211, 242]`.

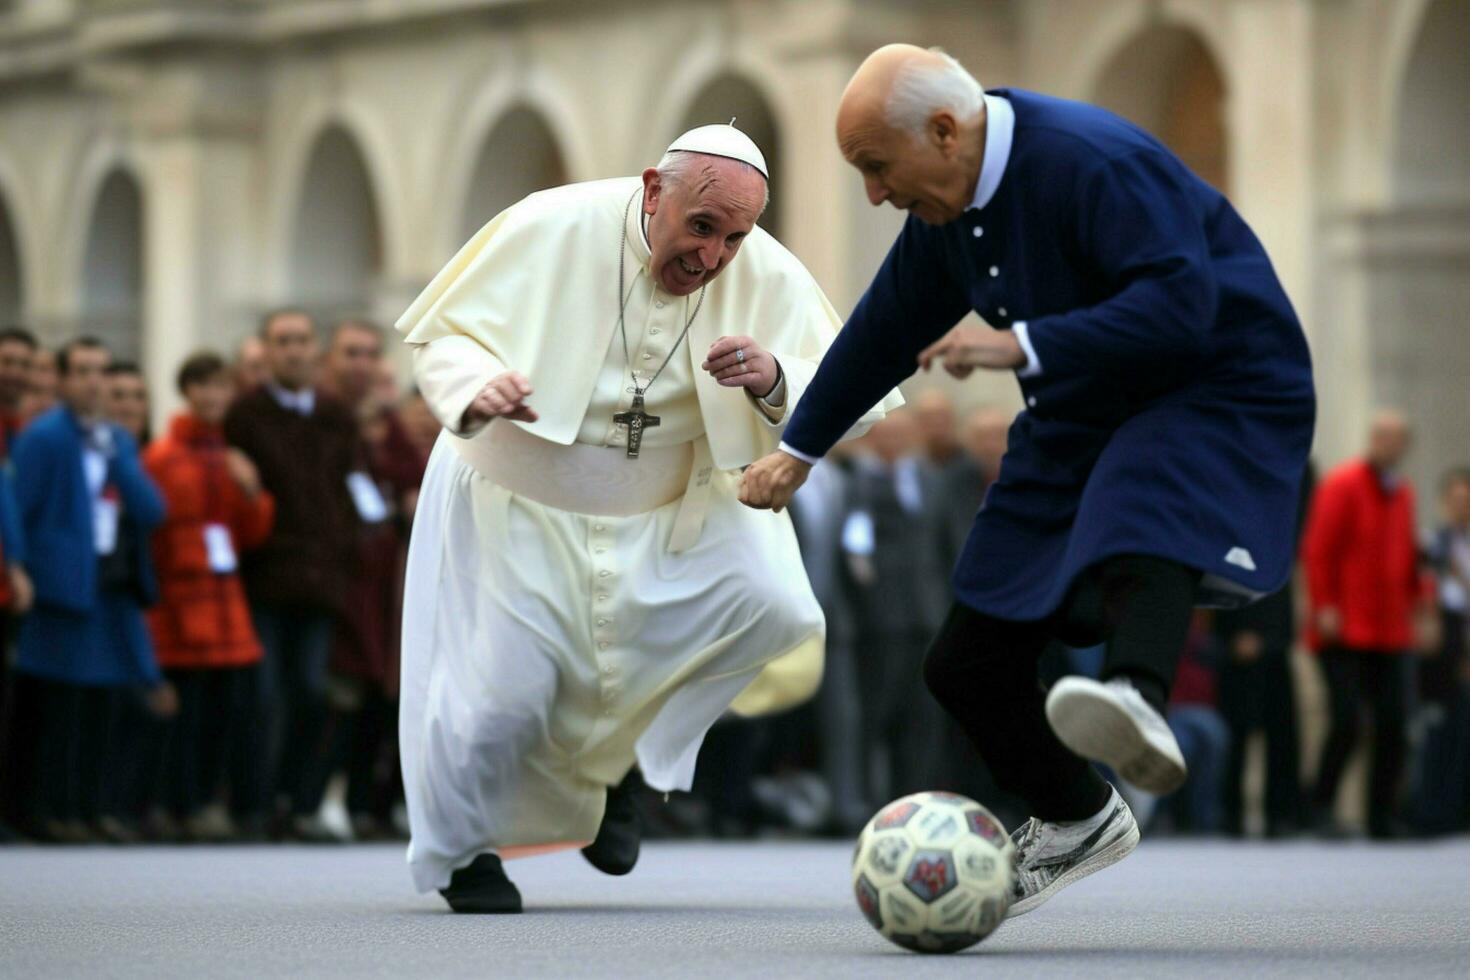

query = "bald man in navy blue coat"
[739, 45, 1314, 917]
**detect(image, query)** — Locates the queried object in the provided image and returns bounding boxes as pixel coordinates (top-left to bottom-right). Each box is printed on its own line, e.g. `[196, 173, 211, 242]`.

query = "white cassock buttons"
[989, 266, 999, 277]
[998, 307, 1008, 317]
[1027, 396, 1037, 407]
[972, 226, 984, 238]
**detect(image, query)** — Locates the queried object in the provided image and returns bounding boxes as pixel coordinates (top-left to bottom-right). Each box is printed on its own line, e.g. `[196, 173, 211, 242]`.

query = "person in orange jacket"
[143, 351, 275, 839]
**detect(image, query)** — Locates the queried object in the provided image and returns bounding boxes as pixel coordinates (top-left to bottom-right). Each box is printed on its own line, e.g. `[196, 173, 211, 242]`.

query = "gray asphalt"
[2, 838, 1468, 978]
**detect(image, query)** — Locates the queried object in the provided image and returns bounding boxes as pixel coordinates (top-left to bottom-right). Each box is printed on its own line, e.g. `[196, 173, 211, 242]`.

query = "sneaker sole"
[1045, 678, 1189, 796]
[1006, 813, 1140, 918]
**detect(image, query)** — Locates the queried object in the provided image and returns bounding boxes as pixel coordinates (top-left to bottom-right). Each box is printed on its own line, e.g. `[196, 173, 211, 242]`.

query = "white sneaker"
[1045, 676, 1188, 795]
[1007, 788, 1139, 918]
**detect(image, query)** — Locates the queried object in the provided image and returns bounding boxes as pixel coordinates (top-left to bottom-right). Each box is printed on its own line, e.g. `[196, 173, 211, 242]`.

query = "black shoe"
[581, 770, 643, 876]
[440, 854, 523, 914]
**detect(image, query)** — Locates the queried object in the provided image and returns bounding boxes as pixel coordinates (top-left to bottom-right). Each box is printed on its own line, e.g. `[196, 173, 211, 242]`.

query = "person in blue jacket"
[739, 45, 1314, 915]
[11, 336, 174, 841]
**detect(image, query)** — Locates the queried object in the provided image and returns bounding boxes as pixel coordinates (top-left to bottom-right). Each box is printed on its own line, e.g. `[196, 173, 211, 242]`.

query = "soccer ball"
[851, 791, 1016, 954]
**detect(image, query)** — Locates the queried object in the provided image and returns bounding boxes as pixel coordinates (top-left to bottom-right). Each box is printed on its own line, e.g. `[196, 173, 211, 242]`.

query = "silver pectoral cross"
[612, 391, 661, 459]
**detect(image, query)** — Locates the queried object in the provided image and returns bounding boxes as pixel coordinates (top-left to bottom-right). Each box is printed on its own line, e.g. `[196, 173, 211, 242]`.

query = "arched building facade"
[0, 0, 1463, 496]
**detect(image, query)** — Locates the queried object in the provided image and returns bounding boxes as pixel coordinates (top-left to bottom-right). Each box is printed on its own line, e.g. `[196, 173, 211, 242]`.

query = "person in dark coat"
[319, 318, 426, 840]
[11, 337, 174, 841]
[838, 412, 954, 804]
[1213, 463, 1313, 838]
[224, 310, 363, 838]
[740, 45, 1313, 916]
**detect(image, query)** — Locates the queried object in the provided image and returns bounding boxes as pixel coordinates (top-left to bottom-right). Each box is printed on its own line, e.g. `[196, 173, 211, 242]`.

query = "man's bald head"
[1366, 409, 1412, 472]
[837, 45, 986, 225]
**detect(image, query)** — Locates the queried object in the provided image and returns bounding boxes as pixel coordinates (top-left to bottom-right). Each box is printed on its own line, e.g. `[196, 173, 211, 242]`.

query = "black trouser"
[345, 689, 402, 821]
[33, 677, 119, 824]
[161, 667, 254, 819]
[1312, 647, 1412, 835]
[924, 555, 1199, 822]
[1218, 647, 1302, 834]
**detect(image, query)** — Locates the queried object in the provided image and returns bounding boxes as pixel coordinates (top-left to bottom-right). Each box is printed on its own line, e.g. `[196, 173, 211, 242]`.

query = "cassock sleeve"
[1020, 151, 1218, 402]
[780, 220, 971, 459]
[413, 336, 507, 437]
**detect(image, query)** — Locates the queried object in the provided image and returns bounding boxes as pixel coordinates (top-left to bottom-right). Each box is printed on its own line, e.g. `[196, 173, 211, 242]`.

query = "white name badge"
[203, 523, 238, 574]
[93, 497, 120, 556]
[346, 471, 390, 523]
[841, 510, 876, 557]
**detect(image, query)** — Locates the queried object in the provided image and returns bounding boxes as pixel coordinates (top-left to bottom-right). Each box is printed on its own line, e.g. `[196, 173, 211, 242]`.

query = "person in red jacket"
[1301, 410, 1428, 838]
[144, 351, 275, 839]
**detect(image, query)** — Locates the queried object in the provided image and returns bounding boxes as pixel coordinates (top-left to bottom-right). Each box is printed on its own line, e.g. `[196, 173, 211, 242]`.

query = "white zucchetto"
[666, 123, 769, 179]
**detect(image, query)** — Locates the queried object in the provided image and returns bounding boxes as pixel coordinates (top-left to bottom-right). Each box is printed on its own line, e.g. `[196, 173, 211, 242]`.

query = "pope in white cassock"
[396, 125, 901, 913]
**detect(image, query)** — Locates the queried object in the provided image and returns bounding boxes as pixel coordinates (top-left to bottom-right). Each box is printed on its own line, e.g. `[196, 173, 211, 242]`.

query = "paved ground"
[2, 838, 1468, 978]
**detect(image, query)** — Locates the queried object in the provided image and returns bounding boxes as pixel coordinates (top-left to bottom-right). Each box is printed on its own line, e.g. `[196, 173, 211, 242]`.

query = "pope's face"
[641, 159, 765, 296]
[838, 111, 976, 225]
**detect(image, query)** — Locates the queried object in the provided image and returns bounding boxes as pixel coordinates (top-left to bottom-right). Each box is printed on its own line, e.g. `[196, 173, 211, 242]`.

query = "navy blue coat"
[12, 406, 165, 686]
[782, 89, 1315, 621]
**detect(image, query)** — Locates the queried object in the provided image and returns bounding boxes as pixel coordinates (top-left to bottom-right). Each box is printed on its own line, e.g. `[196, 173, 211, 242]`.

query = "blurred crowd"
[0, 315, 437, 844]
[0, 321, 1467, 846]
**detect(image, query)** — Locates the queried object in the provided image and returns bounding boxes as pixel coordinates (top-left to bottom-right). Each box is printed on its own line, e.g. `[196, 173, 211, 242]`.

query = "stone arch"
[287, 125, 383, 324]
[1366, 0, 1470, 494]
[80, 168, 145, 360]
[1091, 24, 1229, 193]
[674, 73, 783, 238]
[458, 104, 568, 245]
[1391, 0, 1470, 206]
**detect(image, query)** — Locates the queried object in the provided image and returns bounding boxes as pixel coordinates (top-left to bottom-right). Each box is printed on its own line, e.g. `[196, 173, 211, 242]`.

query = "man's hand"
[702, 336, 779, 398]
[6, 565, 33, 615]
[1231, 629, 1264, 664]
[1316, 606, 1341, 644]
[224, 449, 262, 498]
[739, 451, 812, 513]
[917, 324, 1025, 379]
[146, 681, 179, 719]
[463, 371, 538, 428]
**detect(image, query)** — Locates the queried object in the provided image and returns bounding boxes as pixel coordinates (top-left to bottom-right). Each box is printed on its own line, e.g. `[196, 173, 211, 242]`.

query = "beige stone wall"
[0, 0, 1465, 498]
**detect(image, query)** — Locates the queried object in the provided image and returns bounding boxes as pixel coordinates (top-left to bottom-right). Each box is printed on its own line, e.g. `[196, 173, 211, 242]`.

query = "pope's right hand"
[739, 451, 812, 513]
[463, 371, 538, 428]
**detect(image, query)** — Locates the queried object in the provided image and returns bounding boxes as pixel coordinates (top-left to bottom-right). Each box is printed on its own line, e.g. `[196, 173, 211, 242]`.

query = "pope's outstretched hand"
[739, 450, 812, 513]
[464, 370, 538, 428]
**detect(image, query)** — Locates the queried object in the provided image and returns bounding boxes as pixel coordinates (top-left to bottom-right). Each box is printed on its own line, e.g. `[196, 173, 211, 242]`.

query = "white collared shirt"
[268, 383, 316, 416]
[966, 94, 1041, 379]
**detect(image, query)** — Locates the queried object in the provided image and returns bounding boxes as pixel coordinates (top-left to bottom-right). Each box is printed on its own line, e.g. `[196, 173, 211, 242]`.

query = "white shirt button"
[597, 594, 609, 602]
[650, 327, 660, 335]
[599, 570, 611, 578]
[595, 548, 606, 554]
[598, 641, 610, 650]
[998, 307, 1008, 317]
[989, 266, 999, 277]
[602, 664, 615, 676]
[593, 524, 605, 532]
[655, 300, 666, 309]
[1027, 396, 1037, 407]
[596, 618, 608, 627]
[642, 352, 653, 360]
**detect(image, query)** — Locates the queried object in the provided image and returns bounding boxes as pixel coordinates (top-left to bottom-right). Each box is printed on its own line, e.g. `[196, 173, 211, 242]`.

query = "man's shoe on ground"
[1045, 676, 1188, 795]
[581, 770, 643, 876]
[1007, 787, 1140, 918]
[440, 853, 522, 914]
